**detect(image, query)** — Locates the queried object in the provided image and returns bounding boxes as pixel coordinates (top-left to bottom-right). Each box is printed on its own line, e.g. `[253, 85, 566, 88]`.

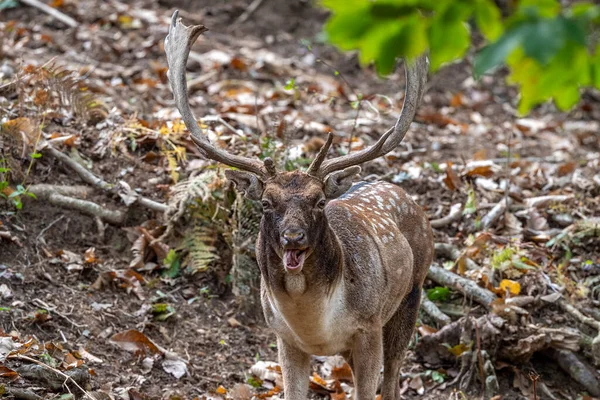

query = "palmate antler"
[165, 11, 428, 181]
[164, 11, 277, 179]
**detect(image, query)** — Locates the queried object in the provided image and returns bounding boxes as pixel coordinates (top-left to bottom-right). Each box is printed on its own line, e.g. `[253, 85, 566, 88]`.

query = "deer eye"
[316, 199, 327, 209]
[261, 200, 272, 210]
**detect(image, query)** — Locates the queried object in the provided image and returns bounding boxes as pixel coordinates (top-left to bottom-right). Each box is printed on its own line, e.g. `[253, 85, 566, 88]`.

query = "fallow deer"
[165, 11, 433, 400]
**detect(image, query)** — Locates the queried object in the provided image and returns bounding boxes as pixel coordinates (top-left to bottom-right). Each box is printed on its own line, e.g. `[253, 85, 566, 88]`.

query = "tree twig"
[427, 264, 496, 308]
[481, 198, 512, 230]
[420, 289, 452, 326]
[29, 186, 125, 225]
[231, 0, 268, 28]
[9, 354, 94, 400]
[19, 0, 78, 28]
[430, 203, 462, 228]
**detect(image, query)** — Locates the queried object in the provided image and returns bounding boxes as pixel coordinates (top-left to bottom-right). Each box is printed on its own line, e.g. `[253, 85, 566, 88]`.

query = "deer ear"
[323, 166, 361, 199]
[225, 170, 264, 200]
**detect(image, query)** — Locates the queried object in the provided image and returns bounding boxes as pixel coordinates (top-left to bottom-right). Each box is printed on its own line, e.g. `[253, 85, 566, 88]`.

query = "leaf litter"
[0, 0, 599, 398]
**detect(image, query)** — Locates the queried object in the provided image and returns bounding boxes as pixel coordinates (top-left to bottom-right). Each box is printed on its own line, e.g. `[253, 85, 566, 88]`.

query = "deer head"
[164, 11, 428, 272]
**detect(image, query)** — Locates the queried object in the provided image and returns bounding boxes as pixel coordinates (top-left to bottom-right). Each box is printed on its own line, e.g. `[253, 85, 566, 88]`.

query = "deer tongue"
[283, 249, 306, 271]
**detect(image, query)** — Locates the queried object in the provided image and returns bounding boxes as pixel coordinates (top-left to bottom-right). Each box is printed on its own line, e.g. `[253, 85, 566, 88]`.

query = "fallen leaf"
[162, 358, 188, 379]
[216, 386, 227, 395]
[447, 342, 472, 357]
[443, 162, 462, 191]
[0, 365, 18, 380]
[499, 279, 521, 296]
[466, 165, 494, 178]
[331, 363, 353, 382]
[557, 162, 576, 177]
[109, 330, 161, 356]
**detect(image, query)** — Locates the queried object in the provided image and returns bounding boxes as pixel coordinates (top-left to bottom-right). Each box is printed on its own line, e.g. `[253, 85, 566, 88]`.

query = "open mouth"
[283, 249, 308, 271]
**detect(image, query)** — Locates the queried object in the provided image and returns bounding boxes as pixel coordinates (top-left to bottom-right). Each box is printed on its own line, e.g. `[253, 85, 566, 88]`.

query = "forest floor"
[1, 0, 599, 399]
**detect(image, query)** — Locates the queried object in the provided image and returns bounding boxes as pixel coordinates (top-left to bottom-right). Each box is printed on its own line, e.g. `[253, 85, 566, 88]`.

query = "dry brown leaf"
[109, 329, 161, 356]
[443, 162, 461, 191]
[499, 280, 521, 296]
[417, 325, 438, 337]
[466, 165, 494, 178]
[331, 362, 353, 382]
[450, 92, 464, 107]
[0, 365, 19, 380]
[557, 162, 577, 177]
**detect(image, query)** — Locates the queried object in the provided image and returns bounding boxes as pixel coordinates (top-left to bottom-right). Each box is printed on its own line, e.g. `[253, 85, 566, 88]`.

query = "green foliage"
[426, 286, 451, 302]
[322, 0, 600, 115]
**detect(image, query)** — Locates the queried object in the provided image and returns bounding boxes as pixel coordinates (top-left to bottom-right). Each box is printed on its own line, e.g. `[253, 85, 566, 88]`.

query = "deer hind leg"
[381, 284, 421, 400]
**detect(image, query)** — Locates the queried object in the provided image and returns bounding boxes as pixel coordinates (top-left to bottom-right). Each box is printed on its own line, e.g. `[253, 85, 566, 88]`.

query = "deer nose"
[281, 229, 306, 246]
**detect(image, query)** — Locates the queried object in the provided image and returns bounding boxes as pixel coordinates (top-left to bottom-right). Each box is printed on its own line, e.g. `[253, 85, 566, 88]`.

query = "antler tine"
[315, 54, 429, 178]
[165, 11, 274, 178]
[306, 131, 334, 176]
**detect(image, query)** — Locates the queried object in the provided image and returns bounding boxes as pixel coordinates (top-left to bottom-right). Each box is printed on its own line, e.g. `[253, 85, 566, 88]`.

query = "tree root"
[13, 363, 90, 393]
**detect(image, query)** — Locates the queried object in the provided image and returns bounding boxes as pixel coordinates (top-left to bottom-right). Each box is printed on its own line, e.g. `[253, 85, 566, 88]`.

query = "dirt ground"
[1, 0, 599, 399]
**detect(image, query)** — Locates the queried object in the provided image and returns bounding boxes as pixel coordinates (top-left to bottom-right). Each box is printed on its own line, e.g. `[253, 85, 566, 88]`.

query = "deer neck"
[260, 219, 344, 298]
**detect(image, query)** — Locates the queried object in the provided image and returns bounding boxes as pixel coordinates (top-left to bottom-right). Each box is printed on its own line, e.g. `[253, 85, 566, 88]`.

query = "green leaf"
[431, 370, 446, 383]
[427, 286, 451, 302]
[30, 152, 42, 159]
[463, 188, 477, 215]
[474, 24, 529, 76]
[162, 249, 181, 278]
[474, 0, 503, 40]
[284, 78, 296, 90]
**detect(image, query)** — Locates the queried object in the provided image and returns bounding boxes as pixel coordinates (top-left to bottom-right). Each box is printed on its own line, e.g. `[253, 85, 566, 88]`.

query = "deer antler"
[165, 11, 275, 179]
[311, 55, 429, 179]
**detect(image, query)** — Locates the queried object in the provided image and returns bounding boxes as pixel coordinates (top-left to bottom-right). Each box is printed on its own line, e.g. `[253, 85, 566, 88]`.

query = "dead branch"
[29, 186, 125, 225]
[12, 355, 92, 398]
[434, 243, 479, 271]
[558, 299, 600, 331]
[43, 144, 167, 213]
[550, 349, 600, 397]
[19, 0, 78, 28]
[481, 198, 511, 230]
[28, 184, 93, 198]
[430, 203, 462, 228]
[427, 264, 496, 308]
[420, 289, 452, 326]
[44, 146, 111, 190]
[4, 387, 42, 400]
[231, 0, 268, 28]
[524, 195, 574, 209]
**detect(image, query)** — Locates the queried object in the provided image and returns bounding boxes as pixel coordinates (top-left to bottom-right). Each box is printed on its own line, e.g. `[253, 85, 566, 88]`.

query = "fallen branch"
[558, 299, 600, 331]
[434, 243, 479, 271]
[550, 349, 600, 397]
[481, 198, 511, 230]
[421, 289, 452, 326]
[427, 264, 496, 308]
[524, 195, 574, 209]
[29, 186, 125, 225]
[43, 144, 167, 214]
[430, 203, 462, 228]
[4, 387, 42, 400]
[231, 0, 268, 27]
[19, 0, 78, 28]
[11, 355, 92, 399]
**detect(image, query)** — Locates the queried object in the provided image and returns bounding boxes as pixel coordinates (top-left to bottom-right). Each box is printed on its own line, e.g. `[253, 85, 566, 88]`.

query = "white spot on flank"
[382, 236, 389, 244]
[392, 191, 400, 199]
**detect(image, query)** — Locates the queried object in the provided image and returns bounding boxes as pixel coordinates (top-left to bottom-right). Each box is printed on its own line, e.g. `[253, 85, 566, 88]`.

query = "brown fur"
[231, 171, 434, 400]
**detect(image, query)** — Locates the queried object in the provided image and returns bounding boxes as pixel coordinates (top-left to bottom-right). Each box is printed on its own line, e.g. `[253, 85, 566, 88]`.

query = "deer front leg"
[278, 337, 311, 400]
[351, 330, 383, 400]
